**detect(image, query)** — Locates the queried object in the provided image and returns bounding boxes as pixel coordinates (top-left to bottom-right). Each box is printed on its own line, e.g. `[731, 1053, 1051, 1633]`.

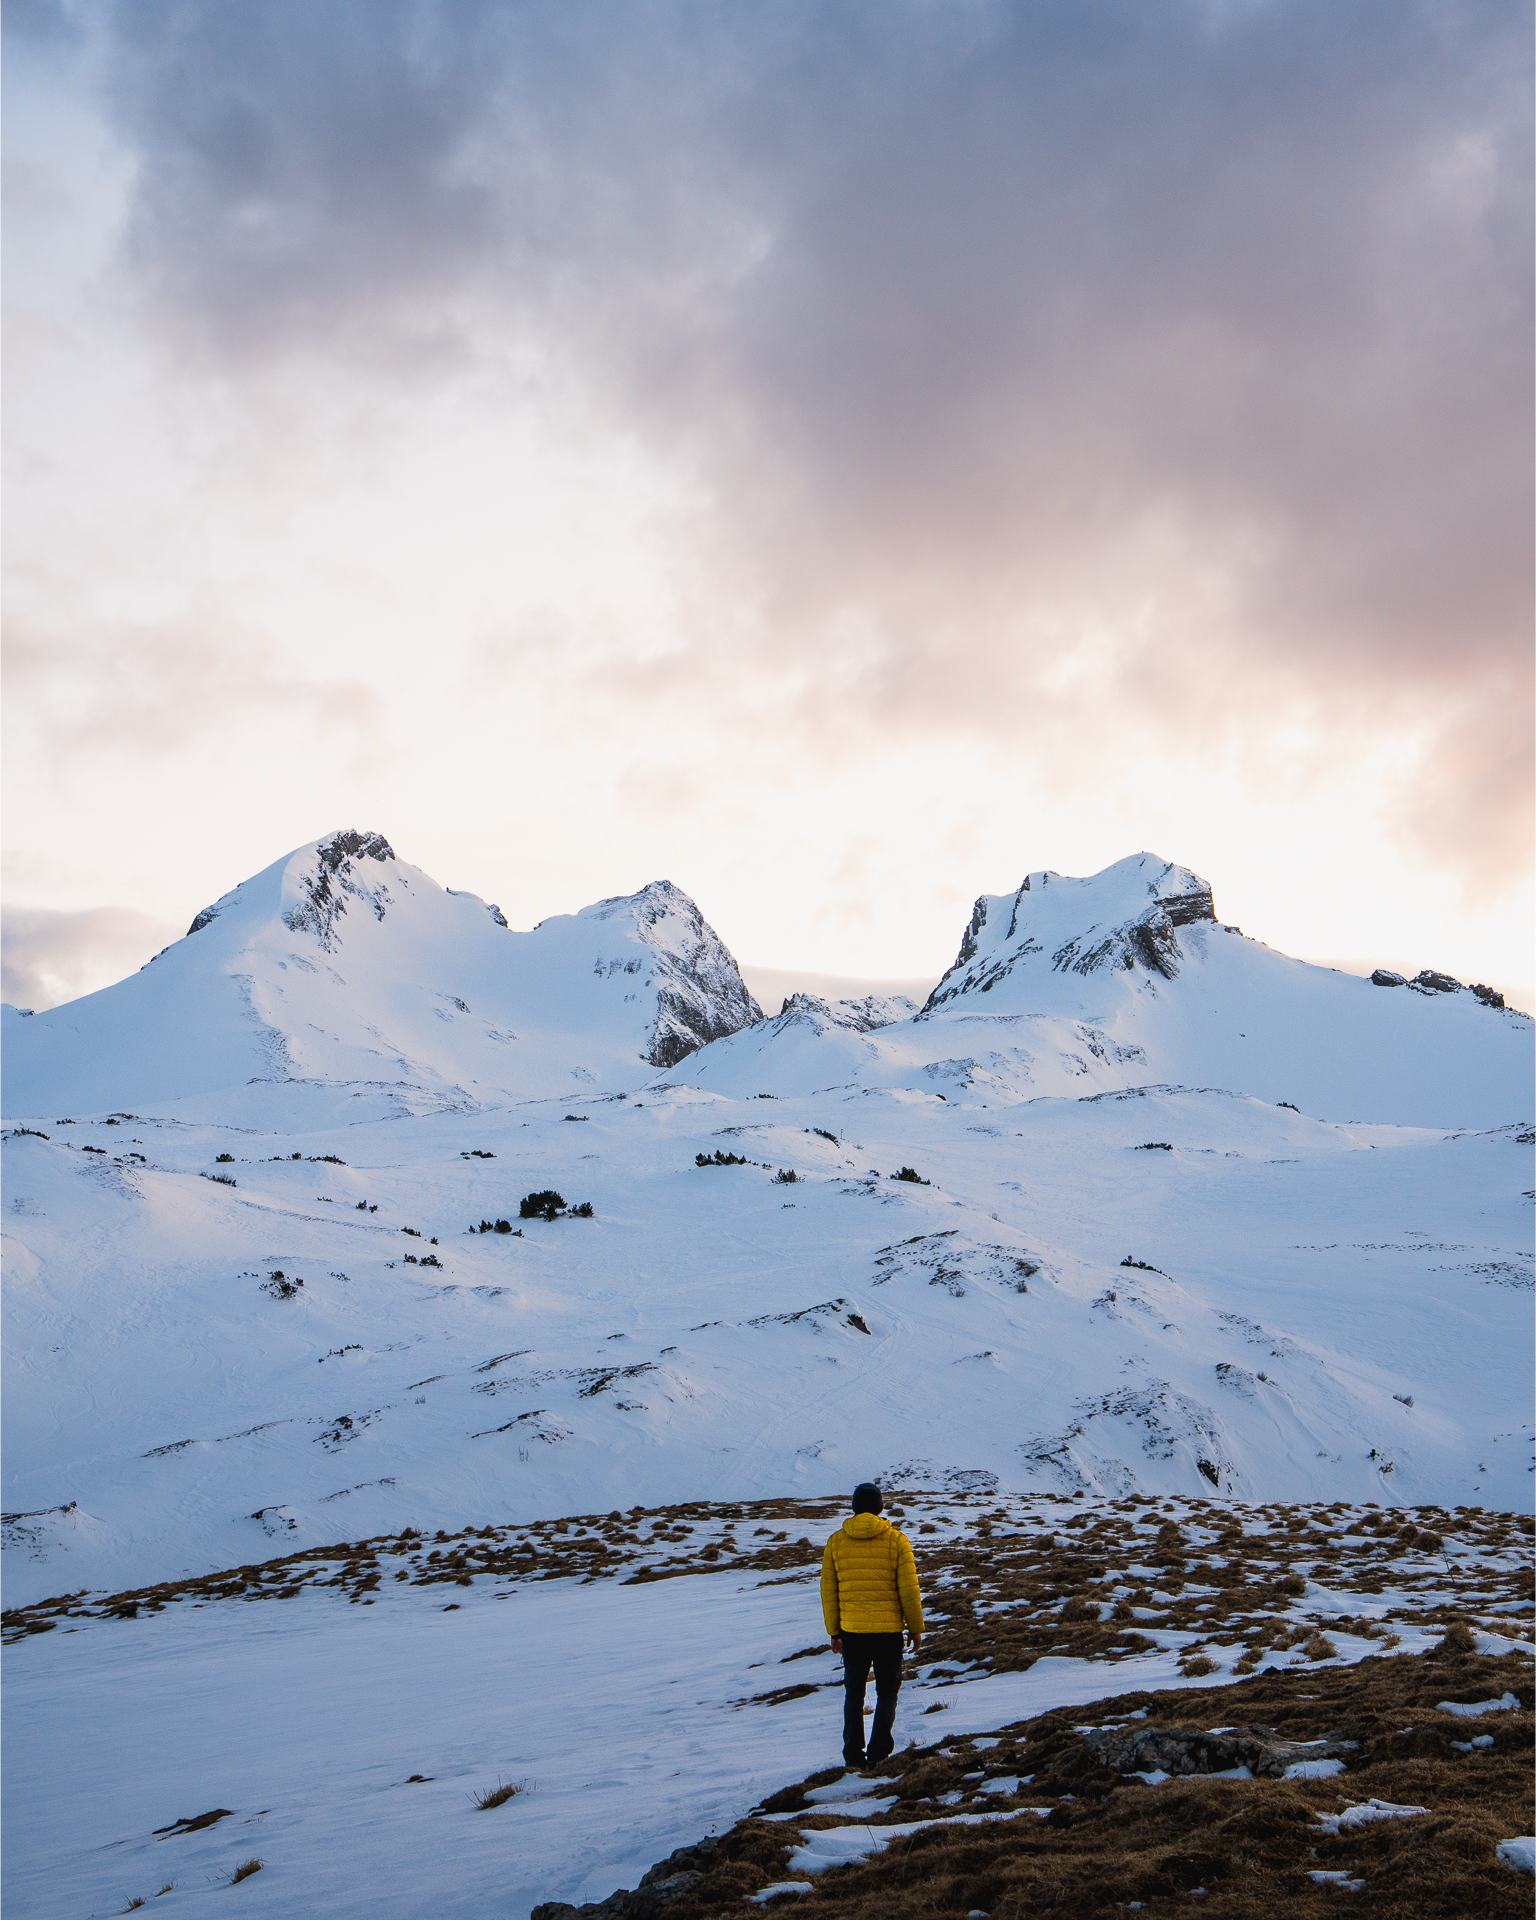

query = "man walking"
[821, 1482, 923, 1769]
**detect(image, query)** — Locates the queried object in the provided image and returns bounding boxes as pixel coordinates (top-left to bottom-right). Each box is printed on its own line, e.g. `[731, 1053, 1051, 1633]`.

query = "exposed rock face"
[777, 991, 919, 1033]
[582, 880, 761, 1068]
[1371, 969, 1406, 987]
[925, 856, 1217, 1011]
[1411, 970, 1462, 995]
[281, 830, 398, 952]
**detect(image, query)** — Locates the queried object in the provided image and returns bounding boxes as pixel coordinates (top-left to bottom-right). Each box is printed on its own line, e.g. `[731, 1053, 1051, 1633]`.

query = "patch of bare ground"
[578, 1649, 1533, 1920]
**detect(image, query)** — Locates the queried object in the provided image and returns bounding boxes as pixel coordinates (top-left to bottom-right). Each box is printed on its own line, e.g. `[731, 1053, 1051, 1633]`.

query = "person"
[820, 1481, 923, 1769]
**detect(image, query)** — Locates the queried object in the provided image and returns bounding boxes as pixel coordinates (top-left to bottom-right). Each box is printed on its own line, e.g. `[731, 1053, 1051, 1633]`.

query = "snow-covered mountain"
[2, 837, 1529, 1610]
[682, 854, 1529, 1128]
[1, 831, 761, 1117]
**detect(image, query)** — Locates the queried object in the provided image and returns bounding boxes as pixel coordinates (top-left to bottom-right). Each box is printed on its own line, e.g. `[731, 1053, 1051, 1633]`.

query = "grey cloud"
[4, 609, 388, 759]
[2, 904, 181, 1010]
[56, 1, 1536, 883]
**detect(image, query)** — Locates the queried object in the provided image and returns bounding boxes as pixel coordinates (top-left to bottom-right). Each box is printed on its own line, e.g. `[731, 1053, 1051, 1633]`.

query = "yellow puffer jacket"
[820, 1512, 923, 1636]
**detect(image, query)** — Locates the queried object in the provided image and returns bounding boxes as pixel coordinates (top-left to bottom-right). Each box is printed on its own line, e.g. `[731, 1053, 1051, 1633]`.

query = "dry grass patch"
[643, 1649, 1532, 1920]
[229, 1859, 263, 1884]
[473, 1777, 527, 1810]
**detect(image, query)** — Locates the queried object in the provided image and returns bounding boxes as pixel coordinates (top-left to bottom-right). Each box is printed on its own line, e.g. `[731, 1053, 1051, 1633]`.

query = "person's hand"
[906, 1629, 922, 1654]
[830, 1636, 842, 1655]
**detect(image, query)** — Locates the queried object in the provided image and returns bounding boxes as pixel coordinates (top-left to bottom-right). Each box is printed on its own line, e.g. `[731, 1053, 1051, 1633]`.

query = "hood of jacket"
[841, 1512, 892, 1540]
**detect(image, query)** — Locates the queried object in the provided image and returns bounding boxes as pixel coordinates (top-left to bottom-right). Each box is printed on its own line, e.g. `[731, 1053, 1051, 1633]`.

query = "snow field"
[4, 1080, 1532, 1603]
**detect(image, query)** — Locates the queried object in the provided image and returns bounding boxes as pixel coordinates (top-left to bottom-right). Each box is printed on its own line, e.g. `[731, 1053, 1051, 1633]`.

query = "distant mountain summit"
[679, 851, 1530, 1128]
[575, 878, 761, 1068]
[4, 839, 1527, 1128]
[2, 832, 760, 1116]
[926, 855, 1217, 1008]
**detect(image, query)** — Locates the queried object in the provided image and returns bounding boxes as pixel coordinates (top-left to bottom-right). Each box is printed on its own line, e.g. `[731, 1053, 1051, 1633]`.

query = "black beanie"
[852, 1481, 883, 1514]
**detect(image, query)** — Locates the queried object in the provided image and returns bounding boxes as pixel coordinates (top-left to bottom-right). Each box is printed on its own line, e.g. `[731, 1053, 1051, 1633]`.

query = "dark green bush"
[520, 1191, 565, 1221]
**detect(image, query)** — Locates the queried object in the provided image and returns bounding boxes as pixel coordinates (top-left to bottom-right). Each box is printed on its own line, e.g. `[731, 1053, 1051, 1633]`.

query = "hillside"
[682, 855, 1530, 1128]
[1, 831, 761, 1118]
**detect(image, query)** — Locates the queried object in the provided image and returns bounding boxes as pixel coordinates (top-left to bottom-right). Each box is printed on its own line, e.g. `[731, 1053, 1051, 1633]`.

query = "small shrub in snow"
[772, 1168, 799, 1184]
[1304, 1634, 1339, 1661]
[697, 1150, 749, 1167]
[262, 1271, 303, 1300]
[810, 1127, 838, 1144]
[562, 1114, 589, 1122]
[201, 1172, 236, 1187]
[892, 1166, 928, 1184]
[214, 1152, 235, 1163]
[520, 1191, 566, 1221]
[1135, 1142, 1173, 1152]
[569, 1201, 594, 1218]
[1180, 1654, 1218, 1677]
[230, 1860, 263, 1883]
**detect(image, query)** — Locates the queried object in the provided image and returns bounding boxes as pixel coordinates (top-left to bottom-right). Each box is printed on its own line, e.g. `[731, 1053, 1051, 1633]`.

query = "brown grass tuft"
[1435, 1619, 1478, 1658]
[229, 1859, 263, 1884]
[472, 1777, 526, 1810]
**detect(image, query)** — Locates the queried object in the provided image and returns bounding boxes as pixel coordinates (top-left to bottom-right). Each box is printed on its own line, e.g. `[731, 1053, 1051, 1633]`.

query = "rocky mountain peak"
[578, 880, 762, 1068]
[925, 854, 1217, 1011]
[777, 991, 919, 1033]
[281, 830, 400, 953]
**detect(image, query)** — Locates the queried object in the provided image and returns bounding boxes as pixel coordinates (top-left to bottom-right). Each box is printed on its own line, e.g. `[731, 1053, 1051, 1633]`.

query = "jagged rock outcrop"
[777, 991, 918, 1033]
[280, 830, 397, 950]
[580, 880, 761, 1067]
[924, 855, 1217, 1011]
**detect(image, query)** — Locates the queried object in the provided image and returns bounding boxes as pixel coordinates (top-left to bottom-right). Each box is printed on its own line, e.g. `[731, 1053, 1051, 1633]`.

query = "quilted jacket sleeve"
[895, 1530, 923, 1635]
[820, 1537, 841, 1636]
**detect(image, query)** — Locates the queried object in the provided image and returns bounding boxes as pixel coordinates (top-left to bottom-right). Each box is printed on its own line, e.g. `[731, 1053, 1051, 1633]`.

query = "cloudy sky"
[5, 0, 1531, 1012]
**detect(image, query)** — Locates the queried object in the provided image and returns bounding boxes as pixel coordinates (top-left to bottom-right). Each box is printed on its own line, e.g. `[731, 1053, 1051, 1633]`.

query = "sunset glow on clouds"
[4, 0, 1531, 1007]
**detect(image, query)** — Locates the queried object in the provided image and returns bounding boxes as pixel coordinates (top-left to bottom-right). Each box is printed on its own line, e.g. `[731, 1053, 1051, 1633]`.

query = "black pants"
[840, 1631, 903, 1765]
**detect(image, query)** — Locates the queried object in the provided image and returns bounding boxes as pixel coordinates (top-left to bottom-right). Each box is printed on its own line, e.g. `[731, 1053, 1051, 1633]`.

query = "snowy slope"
[1, 832, 761, 1117]
[2, 838, 1529, 1603]
[681, 854, 1531, 1127]
[2, 837, 1531, 1920]
[3, 1081, 1530, 1606]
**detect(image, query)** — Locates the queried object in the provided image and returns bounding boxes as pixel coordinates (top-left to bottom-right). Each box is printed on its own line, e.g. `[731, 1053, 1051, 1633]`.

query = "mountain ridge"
[2, 834, 1528, 1129]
